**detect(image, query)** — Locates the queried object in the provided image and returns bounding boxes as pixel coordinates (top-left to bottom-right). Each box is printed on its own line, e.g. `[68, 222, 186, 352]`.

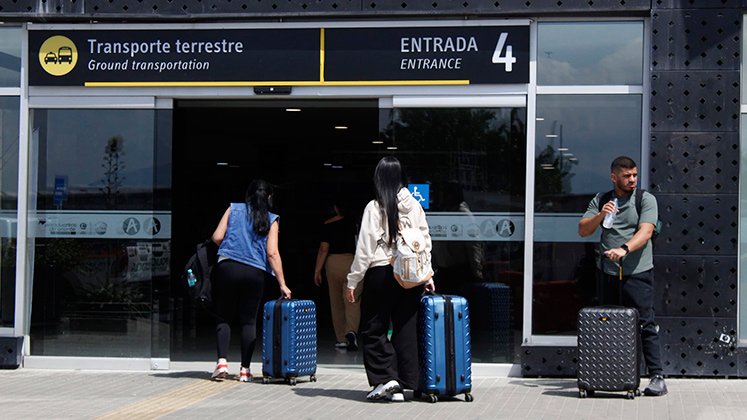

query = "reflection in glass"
[0, 97, 19, 327]
[533, 94, 642, 336]
[29, 109, 171, 358]
[535, 94, 642, 213]
[384, 107, 526, 362]
[538, 22, 644, 86]
[0, 27, 21, 87]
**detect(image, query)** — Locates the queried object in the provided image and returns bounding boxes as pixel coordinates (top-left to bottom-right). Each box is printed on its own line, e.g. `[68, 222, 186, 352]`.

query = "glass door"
[386, 96, 526, 363]
[27, 102, 172, 364]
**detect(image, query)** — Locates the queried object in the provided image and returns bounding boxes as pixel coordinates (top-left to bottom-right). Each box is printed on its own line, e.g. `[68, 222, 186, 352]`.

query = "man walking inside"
[578, 156, 668, 396]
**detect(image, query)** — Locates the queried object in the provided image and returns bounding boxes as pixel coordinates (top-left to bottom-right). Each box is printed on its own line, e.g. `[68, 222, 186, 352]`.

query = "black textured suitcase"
[577, 306, 641, 399]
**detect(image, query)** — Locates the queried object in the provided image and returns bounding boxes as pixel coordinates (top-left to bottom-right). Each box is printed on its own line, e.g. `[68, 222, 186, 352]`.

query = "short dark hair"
[611, 156, 637, 172]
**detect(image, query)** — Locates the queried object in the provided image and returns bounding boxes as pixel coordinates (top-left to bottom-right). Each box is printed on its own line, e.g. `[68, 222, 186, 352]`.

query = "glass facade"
[387, 108, 526, 362]
[533, 21, 644, 336]
[537, 21, 644, 85]
[28, 109, 172, 357]
[0, 26, 21, 329]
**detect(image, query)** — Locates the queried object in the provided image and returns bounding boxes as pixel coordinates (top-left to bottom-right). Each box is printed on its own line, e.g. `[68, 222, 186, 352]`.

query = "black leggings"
[212, 259, 266, 368]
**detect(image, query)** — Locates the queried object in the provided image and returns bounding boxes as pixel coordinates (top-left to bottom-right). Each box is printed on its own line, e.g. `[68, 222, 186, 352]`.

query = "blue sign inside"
[408, 184, 430, 209]
[53, 175, 68, 207]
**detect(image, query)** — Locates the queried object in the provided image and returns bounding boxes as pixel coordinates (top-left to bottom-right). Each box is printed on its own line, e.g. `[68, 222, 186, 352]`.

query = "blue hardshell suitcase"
[261, 299, 317, 385]
[418, 294, 474, 402]
[577, 306, 641, 399]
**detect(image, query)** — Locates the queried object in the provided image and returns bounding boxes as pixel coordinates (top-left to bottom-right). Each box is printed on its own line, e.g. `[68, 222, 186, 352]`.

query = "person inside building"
[313, 199, 362, 351]
[210, 179, 292, 382]
[578, 156, 668, 396]
[345, 156, 435, 402]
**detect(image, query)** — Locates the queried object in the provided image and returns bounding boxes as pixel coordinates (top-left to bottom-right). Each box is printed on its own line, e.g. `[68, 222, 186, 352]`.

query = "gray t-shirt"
[583, 189, 658, 276]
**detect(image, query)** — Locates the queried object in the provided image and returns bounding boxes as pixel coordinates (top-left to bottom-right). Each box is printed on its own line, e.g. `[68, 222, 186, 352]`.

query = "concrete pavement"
[0, 365, 745, 419]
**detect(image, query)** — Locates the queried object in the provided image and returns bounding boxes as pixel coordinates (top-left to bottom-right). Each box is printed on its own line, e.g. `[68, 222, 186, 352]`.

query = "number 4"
[492, 32, 516, 72]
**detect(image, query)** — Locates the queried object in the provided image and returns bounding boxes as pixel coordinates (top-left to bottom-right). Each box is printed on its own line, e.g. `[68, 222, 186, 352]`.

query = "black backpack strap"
[597, 190, 614, 213]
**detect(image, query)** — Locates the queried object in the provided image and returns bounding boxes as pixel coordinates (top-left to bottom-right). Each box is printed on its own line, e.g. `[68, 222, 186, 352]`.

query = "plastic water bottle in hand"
[602, 197, 618, 229]
[186, 269, 197, 287]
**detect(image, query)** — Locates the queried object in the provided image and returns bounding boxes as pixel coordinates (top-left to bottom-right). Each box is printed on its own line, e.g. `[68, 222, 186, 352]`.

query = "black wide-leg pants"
[359, 265, 424, 389]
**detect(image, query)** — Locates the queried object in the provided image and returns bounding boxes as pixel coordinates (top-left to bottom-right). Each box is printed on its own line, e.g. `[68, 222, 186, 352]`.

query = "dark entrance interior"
[171, 99, 381, 364]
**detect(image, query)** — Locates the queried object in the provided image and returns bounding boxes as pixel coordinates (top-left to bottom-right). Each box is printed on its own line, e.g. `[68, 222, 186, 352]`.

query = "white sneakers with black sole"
[366, 380, 402, 401]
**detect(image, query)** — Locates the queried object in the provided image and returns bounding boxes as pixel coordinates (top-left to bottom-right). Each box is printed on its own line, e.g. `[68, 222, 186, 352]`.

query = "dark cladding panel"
[658, 317, 738, 377]
[521, 346, 577, 377]
[654, 256, 737, 318]
[365, 0, 649, 13]
[650, 71, 739, 133]
[654, 0, 747, 9]
[89, 0, 361, 15]
[651, 193, 737, 257]
[651, 9, 741, 71]
[649, 132, 739, 194]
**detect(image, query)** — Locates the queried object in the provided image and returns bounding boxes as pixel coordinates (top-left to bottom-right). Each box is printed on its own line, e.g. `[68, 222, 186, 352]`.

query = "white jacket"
[346, 187, 432, 289]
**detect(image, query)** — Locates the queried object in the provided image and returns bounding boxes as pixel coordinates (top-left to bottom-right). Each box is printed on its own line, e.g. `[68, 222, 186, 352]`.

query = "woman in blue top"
[210, 179, 292, 382]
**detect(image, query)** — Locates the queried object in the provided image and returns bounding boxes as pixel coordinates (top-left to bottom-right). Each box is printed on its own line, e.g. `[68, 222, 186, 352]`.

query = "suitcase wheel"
[262, 376, 270, 384]
[310, 375, 317, 382]
[635, 389, 641, 397]
[579, 389, 587, 398]
[626, 390, 635, 400]
[288, 377, 297, 386]
[465, 393, 474, 402]
[427, 394, 438, 403]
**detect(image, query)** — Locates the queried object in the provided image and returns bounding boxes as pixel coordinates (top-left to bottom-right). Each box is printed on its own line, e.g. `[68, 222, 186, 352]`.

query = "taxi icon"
[44, 52, 57, 64]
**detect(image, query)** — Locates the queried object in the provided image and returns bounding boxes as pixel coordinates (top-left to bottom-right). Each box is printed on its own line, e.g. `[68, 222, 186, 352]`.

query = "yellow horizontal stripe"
[97, 379, 238, 420]
[84, 79, 471, 87]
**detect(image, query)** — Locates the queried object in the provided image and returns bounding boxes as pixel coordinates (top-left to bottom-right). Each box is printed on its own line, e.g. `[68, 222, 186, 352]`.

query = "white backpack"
[390, 218, 433, 289]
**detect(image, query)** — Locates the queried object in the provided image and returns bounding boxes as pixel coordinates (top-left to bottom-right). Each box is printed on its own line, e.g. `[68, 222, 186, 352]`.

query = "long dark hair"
[373, 156, 406, 246]
[245, 179, 273, 236]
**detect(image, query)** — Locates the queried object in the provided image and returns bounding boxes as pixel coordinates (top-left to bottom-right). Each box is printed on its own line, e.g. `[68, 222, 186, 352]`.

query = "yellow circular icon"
[39, 36, 78, 76]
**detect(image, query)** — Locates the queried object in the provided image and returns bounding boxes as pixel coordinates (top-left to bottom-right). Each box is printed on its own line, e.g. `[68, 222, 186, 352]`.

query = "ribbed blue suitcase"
[418, 294, 473, 402]
[261, 299, 317, 385]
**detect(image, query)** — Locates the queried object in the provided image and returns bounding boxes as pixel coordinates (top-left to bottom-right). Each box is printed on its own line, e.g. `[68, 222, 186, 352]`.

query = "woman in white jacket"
[345, 156, 434, 402]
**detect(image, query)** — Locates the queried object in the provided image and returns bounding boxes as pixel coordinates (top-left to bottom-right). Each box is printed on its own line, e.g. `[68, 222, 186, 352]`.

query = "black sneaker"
[346, 331, 359, 351]
[644, 375, 668, 396]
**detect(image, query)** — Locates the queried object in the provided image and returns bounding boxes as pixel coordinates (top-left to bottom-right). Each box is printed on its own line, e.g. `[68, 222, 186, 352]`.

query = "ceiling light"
[545, 134, 558, 138]
[323, 163, 332, 166]
[216, 162, 228, 166]
[332, 165, 343, 169]
[335, 126, 348, 130]
[558, 147, 569, 151]
[387, 146, 398, 150]
[536, 117, 545, 121]
[372, 140, 384, 144]
[285, 108, 301, 112]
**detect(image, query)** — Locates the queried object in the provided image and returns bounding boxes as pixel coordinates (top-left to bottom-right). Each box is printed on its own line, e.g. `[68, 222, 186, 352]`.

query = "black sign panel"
[29, 29, 321, 86]
[324, 26, 529, 85]
[28, 24, 529, 87]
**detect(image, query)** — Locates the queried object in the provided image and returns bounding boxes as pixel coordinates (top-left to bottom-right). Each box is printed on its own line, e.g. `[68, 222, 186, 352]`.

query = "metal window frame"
[523, 17, 649, 347]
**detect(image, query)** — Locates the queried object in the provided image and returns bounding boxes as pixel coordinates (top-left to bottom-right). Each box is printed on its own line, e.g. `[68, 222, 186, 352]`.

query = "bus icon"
[58, 47, 73, 63]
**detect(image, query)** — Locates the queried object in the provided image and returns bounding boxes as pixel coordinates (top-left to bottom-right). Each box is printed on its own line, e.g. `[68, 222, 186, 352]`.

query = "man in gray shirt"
[578, 156, 667, 397]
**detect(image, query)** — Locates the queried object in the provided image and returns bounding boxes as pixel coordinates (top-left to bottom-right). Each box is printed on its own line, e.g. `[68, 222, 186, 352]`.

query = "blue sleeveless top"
[218, 203, 279, 274]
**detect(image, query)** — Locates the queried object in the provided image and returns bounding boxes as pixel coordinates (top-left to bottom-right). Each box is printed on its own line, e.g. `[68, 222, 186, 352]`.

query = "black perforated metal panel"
[0, 0, 650, 18]
[651, 9, 742, 71]
[658, 317, 738, 377]
[655, 256, 737, 318]
[650, 132, 739, 194]
[650, 71, 739, 132]
[521, 346, 577, 377]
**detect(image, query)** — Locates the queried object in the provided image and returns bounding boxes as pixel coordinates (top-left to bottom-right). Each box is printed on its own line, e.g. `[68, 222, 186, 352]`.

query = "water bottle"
[602, 197, 618, 229]
[186, 269, 197, 287]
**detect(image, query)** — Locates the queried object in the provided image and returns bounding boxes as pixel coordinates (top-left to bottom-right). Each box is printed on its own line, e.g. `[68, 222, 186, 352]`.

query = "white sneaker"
[211, 362, 228, 381]
[389, 392, 405, 402]
[366, 380, 401, 400]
